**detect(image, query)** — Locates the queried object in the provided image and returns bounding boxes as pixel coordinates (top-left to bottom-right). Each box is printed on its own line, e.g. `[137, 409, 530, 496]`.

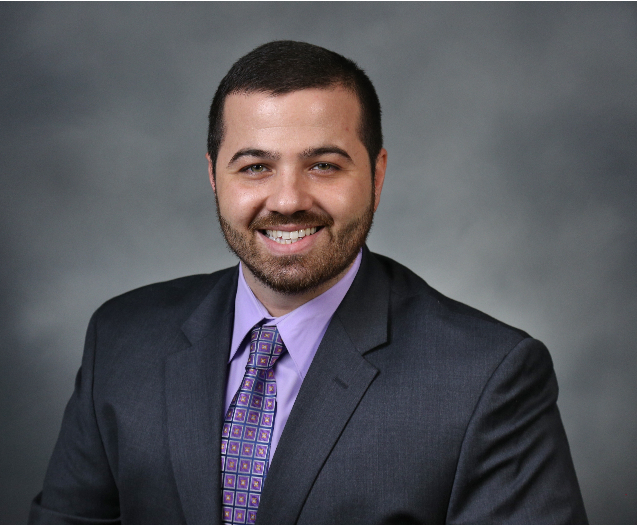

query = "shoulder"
[368, 251, 530, 363]
[364, 252, 555, 440]
[90, 266, 238, 341]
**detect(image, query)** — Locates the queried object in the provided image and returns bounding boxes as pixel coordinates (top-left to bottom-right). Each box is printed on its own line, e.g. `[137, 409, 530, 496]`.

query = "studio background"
[1, 3, 635, 524]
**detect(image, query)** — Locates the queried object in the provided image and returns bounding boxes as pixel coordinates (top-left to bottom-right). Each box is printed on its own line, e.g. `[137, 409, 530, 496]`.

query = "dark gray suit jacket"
[30, 248, 588, 524]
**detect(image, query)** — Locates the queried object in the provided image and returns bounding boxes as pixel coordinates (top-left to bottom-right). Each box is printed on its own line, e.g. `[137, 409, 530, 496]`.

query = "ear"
[372, 148, 387, 212]
[206, 153, 216, 194]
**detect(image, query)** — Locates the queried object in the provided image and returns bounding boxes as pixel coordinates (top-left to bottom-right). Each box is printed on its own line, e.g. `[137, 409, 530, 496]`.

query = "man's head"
[207, 41, 387, 302]
[207, 40, 383, 177]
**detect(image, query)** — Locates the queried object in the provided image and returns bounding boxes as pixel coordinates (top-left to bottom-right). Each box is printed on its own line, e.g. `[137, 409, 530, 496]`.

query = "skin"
[207, 86, 387, 317]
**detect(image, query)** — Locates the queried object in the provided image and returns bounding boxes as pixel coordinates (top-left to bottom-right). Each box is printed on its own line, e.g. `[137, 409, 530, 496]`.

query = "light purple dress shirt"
[224, 250, 362, 464]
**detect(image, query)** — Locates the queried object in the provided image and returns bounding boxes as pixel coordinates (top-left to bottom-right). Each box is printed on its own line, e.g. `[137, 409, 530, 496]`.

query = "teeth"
[265, 227, 318, 244]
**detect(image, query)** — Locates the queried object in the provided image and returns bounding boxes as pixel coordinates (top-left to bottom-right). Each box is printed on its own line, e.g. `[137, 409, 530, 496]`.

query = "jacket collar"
[257, 246, 391, 525]
[165, 266, 238, 525]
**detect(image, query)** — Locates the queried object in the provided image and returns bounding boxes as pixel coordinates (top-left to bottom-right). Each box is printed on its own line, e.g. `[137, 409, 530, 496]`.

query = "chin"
[244, 251, 359, 295]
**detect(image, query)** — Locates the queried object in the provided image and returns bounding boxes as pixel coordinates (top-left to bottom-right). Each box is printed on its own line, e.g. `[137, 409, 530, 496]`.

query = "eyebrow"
[227, 148, 281, 167]
[300, 146, 352, 162]
[227, 145, 353, 168]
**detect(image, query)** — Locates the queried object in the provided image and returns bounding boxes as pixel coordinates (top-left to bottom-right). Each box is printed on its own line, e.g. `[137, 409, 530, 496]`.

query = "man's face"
[209, 86, 386, 295]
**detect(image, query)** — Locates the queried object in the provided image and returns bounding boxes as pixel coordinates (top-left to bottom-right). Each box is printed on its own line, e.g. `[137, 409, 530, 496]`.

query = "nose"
[265, 169, 313, 216]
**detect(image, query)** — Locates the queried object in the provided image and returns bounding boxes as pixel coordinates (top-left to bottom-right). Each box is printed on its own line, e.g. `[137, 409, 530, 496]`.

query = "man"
[30, 41, 588, 525]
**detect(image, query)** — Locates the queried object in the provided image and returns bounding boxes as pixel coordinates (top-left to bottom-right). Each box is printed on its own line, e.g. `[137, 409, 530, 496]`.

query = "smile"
[264, 227, 319, 244]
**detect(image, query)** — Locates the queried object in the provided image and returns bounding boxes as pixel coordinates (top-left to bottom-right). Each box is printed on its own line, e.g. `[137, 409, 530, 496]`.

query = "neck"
[242, 262, 355, 317]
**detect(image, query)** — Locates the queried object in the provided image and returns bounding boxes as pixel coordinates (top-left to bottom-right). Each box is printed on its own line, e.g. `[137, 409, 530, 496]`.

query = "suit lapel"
[257, 248, 390, 525]
[165, 267, 238, 525]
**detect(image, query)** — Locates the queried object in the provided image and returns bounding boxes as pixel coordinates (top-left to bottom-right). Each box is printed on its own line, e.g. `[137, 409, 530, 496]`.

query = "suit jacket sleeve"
[29, 312, 121, 525]
[446, 337, 588, 524]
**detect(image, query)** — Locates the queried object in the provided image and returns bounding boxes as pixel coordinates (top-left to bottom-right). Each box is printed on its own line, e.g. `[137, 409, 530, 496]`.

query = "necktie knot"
[247, 325, 285, 371]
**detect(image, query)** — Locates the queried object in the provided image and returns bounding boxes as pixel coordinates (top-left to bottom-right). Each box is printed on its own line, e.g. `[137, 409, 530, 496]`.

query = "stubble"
[216, 201, 374, 295]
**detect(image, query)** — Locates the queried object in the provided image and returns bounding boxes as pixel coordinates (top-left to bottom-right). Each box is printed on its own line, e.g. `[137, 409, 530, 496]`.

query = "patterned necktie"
[221, 324, 286, 524]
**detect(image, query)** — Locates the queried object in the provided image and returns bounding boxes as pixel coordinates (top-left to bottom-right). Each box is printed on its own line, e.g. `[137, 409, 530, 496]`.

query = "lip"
[258, 226, 323, 254]
[264, 225, 321, 232]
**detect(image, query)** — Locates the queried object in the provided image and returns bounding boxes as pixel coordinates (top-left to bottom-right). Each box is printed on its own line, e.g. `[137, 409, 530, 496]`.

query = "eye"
[312, 162, 337, 172]
[242, 164, 268, 174]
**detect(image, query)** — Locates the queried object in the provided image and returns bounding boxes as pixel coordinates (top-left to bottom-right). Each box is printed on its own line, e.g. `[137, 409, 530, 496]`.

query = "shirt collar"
[230, 250, 363, 378]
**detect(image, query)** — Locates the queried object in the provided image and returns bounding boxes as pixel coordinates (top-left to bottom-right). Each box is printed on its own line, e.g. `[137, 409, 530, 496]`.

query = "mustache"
[249, 211, 334, 231]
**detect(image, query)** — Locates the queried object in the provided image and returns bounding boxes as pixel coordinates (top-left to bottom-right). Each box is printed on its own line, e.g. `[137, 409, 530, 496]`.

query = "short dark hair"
[207, 40, 383, 175]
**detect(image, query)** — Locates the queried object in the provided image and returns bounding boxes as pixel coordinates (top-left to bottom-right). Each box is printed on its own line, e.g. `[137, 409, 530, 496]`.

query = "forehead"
[220, 87, 362, 149]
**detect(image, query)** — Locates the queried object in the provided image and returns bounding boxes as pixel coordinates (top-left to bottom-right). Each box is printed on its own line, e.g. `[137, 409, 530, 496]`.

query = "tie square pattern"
[221, 325, 285, 524]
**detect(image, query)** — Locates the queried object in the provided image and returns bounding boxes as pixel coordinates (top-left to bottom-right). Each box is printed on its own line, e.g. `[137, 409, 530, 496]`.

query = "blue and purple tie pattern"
[221, 325, 285, 524]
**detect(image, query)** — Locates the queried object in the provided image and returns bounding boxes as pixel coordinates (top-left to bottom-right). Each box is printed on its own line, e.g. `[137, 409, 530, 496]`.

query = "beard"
[216, 200, 374, 295]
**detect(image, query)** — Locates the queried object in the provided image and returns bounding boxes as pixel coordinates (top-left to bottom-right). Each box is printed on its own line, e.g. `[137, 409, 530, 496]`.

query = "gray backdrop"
[1, 3, 635, 524]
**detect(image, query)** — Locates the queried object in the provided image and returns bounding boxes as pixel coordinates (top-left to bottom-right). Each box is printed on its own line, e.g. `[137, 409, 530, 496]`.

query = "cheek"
[320, 179, 373, 217]
[217, 184, 265, 224]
